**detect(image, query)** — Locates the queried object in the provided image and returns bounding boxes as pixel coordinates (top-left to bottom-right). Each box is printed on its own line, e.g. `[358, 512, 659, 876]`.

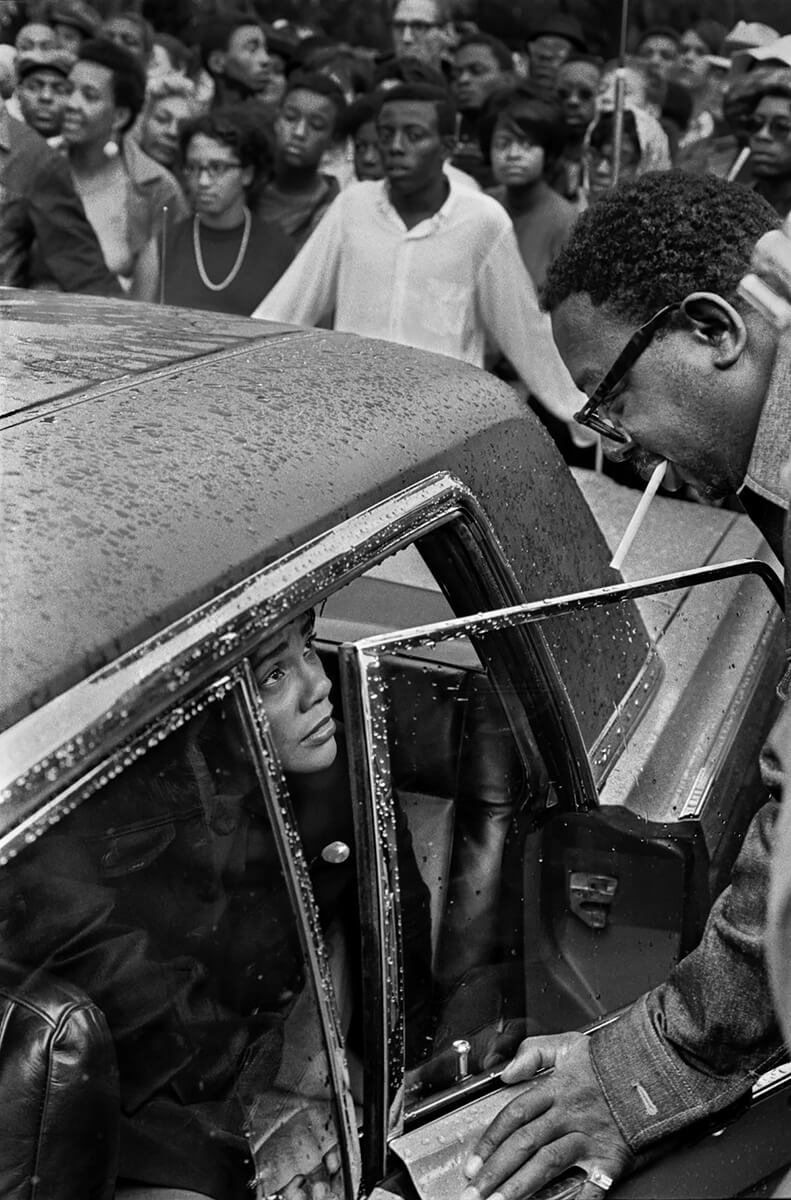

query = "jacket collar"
[743, 335, 791, 510]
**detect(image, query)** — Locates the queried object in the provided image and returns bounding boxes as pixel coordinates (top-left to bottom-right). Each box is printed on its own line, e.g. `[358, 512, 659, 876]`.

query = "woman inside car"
[0, 610, 432, 1200]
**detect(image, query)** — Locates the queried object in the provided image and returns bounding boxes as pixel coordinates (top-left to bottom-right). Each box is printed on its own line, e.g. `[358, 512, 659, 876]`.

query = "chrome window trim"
[2, 473, 482, 826]
[0, 666, 363, 1196]
[234, 662, 363, 1196]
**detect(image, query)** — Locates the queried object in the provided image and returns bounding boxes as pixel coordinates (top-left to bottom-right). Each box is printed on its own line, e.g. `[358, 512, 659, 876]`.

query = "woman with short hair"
[132, 105, 294, 314]
[136, 73, 198, 174]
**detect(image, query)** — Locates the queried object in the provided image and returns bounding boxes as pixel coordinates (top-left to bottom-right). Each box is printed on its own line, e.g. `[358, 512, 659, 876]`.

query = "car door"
[337, 555, 790, 1199]
[0, 666, 362, 1200]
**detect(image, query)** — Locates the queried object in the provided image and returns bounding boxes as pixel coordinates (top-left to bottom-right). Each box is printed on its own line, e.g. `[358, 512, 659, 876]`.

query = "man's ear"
[679, 291, 748, 369]
[208, 48, 226, 77]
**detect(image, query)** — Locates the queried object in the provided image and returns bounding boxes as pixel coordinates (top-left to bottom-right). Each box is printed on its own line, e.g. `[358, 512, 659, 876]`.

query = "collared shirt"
[252, 178, 584, 422]
[0, 104, 119, 295]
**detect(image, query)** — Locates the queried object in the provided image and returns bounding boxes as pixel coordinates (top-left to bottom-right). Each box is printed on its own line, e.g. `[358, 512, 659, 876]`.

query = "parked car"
[1, 289, 789, 1200]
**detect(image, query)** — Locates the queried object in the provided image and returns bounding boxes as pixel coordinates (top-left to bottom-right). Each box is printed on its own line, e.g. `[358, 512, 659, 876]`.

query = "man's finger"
[463, 1132, 585, 1200]
[500, 1032, 584, 1085]
[464, 1080, 555, 1180]
[460, 1099, 566, 1190]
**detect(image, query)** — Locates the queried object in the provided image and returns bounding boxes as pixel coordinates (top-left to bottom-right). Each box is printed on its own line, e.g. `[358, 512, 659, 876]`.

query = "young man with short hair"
[462, 171, 791, 1200]
[199, 15, 276, 110]
[450, 32, 513, 186]
[254, 70, 345, 250]
[253, 83, 584, 427]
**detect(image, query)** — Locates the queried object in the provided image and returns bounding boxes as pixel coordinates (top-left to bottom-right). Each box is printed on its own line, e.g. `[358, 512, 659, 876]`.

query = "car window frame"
[0, 662, 364, 1196]
[1, 469, 672, 1196]
[340, 554, 784, 1185]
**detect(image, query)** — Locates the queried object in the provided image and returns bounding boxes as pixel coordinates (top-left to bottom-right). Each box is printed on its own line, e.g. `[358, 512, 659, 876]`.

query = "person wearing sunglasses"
[744, 77, 791, 219]
[551, 54, 602, 205]
[461, 170, 791, 1200]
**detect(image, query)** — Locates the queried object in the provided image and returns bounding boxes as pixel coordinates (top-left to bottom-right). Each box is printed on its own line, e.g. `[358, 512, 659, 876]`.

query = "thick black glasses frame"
[573, 302, 680, 443]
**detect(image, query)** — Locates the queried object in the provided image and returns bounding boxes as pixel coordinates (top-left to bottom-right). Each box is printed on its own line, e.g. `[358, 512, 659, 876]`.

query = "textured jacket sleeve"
[590, 795, 785, 1150]
[475, 223, 587, 423]
[250, 193, 343, 326]
[1, 152, 120, 295]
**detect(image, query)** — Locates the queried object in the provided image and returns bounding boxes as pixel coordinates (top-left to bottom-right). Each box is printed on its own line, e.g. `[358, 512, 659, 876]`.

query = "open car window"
[338, 558, 783, 1127]
[0, 679, 361, 1199]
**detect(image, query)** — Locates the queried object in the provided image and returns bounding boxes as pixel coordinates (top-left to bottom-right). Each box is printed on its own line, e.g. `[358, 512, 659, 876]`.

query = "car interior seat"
[0, 959, 120, 1200]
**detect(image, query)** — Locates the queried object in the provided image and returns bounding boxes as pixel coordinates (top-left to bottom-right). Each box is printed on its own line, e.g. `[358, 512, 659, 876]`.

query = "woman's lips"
[301, 715, 336, 745]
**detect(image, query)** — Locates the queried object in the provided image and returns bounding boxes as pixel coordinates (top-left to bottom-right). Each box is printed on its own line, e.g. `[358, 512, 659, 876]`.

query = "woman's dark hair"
[77, 38, 146, 132]
[377, 82, 456, 137]
[342, 92, 381, 138]
[153, 31, 196, 77]
[180, 104, 274, 183]
[478, 82, 565, 165]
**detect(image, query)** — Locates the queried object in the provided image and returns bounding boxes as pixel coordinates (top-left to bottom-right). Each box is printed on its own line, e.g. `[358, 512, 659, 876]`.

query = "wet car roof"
[2, 291, 638, 742]
[0, 293, 524, 725]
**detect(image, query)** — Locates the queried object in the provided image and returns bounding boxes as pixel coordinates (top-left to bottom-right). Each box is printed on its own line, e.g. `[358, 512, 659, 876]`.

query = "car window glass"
[318, 541, 554, 1107]
[348, 563, 781, 1111]
[0, 684, 357, 1199]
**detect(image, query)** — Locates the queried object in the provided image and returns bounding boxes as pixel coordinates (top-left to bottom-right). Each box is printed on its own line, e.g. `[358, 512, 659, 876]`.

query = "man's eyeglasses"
[744, 113, 791, 141]
[392, 19, 440, 34]
[573, 302, 680, 443]
[183, 159, 243, 181]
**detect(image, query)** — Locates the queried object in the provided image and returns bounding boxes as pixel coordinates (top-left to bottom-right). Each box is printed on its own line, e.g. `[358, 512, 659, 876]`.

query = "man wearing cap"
[15, 47, 73, 142]
[50, 0, 101, 55]
[461, 170, 791, 1200]
[525, 15, 587, 101]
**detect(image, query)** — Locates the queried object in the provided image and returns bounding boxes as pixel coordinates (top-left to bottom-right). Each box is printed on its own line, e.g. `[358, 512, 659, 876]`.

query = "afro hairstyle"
[542, 171, 779, 322]
[77, 37, 145, 130]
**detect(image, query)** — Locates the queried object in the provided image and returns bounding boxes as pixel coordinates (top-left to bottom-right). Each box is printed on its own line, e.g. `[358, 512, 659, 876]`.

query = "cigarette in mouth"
[610, 460, 667, 571]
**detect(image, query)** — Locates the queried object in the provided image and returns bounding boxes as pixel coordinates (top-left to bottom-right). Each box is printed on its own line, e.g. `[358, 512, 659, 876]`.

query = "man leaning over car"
[462, 171, 791, 1200]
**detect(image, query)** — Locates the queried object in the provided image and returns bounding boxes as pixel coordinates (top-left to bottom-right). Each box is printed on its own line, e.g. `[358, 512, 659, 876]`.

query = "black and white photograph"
[3, 1, 791, 1197]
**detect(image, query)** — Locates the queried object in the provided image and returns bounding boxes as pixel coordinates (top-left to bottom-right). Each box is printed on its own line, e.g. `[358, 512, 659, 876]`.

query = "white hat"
[724, 20, 780, 54]
[731, 34, 791, 75]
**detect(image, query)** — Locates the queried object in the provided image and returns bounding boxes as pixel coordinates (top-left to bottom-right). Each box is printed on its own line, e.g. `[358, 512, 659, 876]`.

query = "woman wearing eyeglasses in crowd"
[743, 72, 791, 219]
[132, 104, 294, 313]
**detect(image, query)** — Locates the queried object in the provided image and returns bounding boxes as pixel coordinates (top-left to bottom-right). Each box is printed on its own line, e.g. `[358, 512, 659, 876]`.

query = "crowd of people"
[3, 0, 791, 438]
[7, 3, 791, 1200]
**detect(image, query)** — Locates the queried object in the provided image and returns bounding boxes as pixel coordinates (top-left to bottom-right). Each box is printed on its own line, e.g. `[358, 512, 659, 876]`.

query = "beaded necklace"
[193, 207, 252, 292]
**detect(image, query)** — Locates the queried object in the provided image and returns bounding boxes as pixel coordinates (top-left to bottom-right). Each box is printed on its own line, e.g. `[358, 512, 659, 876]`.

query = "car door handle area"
[568, 871, 619, 929]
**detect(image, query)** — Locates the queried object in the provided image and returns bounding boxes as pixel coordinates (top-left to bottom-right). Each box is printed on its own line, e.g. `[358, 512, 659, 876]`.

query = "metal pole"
[611, 0, 630, 189]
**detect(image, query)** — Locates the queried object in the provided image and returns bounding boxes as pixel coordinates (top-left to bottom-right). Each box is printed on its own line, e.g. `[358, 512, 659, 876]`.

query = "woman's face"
[141, 95, 192, 167]
[252, 616, 337, 774]
[490, 118, 545, 187]
[184, 132, 252, 220]
[586, 132, 640, 198]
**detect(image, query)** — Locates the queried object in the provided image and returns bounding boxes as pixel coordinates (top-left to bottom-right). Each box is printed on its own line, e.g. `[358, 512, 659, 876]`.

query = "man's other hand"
[460, 1033, 634, 1200]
